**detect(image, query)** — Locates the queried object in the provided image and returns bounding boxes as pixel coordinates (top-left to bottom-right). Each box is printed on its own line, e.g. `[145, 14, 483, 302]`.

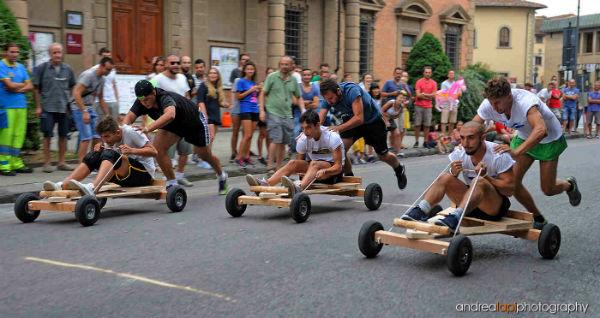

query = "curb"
[0, 132, 586, 204]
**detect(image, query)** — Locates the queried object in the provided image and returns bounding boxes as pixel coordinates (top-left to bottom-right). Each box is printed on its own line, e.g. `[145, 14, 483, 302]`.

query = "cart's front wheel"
[538, 223, 561, 259]
[290, 193, 311, 223]
[166, 185, 187, 212]
[447, 235, 472, 276]
[14, 193, 41, 223]
[225, 188, 247, 217]
[358, 220, 384, 258]
[364, 183, 383, 210]
[75, 195, 100, 227]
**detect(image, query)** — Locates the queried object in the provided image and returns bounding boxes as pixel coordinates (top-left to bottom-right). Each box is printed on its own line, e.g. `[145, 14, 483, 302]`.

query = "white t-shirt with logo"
[103, 125, 156, 178]
[154, 73, 189, 97]
[296, 126, 345, 163]
[449, 141, 515, 184]
[477, 89, 562, 144]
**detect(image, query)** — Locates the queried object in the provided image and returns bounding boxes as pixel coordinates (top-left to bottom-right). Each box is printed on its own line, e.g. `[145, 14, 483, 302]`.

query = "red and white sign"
[66, 33, 82, 54]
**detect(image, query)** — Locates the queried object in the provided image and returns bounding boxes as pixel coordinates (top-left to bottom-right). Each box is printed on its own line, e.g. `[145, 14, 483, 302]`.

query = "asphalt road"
[1, 138, 598, 318]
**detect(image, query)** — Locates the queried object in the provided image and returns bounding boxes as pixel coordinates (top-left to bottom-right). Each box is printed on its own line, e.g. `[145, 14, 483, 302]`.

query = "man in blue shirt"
[381, 67, 403, 104]
[587, 81, 600, 138]
[0, 42, 34, 175]
[318, 79, 407, 191]
[561, 79, 579, 134]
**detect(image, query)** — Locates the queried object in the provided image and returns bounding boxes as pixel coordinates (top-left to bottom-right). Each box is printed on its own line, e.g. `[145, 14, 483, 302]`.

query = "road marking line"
[24, 256, 235, 302]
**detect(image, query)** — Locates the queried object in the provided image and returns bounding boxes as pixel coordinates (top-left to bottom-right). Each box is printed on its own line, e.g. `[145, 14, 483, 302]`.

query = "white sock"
[217, 171, 228, 181]
[418, 200, 431, 214]
[451, 207, 464, 218]
[176, 172, 184, 180]
[56, 181, 63, 189]
[166, 179, 178, 187]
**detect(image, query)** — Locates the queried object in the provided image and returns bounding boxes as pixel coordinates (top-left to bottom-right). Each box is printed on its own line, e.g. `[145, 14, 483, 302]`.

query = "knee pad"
[100, 149, 123, 169]
[83, 151, 102, 171]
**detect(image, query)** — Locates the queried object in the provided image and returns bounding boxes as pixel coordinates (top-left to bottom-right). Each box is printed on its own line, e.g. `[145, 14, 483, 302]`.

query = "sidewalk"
[0, 128, 586, 204]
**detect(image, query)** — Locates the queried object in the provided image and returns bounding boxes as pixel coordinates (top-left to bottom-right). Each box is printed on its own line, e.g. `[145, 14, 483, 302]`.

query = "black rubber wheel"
[166, 185, 187, 212]
[358, 220, 384, 258]
[14, 193, 40, 223]
[225, 188, 247, 217]
[538, 223, 561, 259]
[447, 235, 473, 276]
[290, 193, 311, 223]
[74, 195, 101, 227]
[364, 183, 383, 210]
[98, 198, 107, 209]
[430, 204, 443, 215]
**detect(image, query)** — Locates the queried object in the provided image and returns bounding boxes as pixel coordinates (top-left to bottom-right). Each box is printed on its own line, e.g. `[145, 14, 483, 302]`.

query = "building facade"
[8, 0, 474, 85]
[540, 13, 600, 88]
[472, 0, 545, 86]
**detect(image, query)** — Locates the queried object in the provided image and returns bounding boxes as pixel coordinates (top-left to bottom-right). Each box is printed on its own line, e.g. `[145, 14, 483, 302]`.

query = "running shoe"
[257, 157, 268, 165]
[281, 176, 301, 197]
[178, 178, 194, 187]
[244, 157, 255, 166]
[395, 163, 407, 190]
[358, 158, 367, 164]
[43, 181, 62, 191]
[566, 176, 581, 206]
[533, 216, 548, 230]
[229, 154, 236, 163]
[246, 174, 268, 186]
[435, 214, 459, 232]
[234, 158, 247, 167]
[367, 155, 376, 163]
[218, 178, 229, 195]
[15, 166, 33, 173]
[413, 141, 419, 148]
[68, 180, 95, 196]
[401, 206, 428, 222]
[197, 160, 212, 169]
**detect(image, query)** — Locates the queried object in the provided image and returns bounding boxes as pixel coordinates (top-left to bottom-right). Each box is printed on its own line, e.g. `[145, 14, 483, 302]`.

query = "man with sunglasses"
[124, 79, 229, 194]
[153, 55, 195, 187]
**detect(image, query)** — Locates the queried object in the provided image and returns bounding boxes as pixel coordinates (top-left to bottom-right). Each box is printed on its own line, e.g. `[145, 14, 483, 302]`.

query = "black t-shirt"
[197, 82, 221, 122]
[229, 68, 241, 85]
[129, 88, 201, 137]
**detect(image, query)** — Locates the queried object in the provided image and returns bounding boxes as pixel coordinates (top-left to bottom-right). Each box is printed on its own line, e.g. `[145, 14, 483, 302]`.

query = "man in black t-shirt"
[124, 80, 229, 194]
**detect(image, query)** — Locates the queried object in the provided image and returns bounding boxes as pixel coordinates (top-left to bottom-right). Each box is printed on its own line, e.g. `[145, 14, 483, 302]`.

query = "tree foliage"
[0, 0, 39, 150]
[405, 32, 453, 86]
[457, 67, 489, 122]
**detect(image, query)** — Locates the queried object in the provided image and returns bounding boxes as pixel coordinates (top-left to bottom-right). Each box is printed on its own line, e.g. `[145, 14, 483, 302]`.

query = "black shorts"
[82, 150, 153, 188]
[468, 194, 511, 221]
[340, 117, 389, 155]
[208, 119, 221, 126]
[258, 119, 267, 127]
[40, 111, 70, 137]
[320, 171, 343, 185]
[386, 118, 398, 131]
[182, 112, 210, 147]
[239, 112, 259, 122]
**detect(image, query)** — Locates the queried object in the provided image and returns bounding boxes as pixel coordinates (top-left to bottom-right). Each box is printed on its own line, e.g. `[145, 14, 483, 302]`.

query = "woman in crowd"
[235, 61, 261, 167]
[198, 68, 229, 151]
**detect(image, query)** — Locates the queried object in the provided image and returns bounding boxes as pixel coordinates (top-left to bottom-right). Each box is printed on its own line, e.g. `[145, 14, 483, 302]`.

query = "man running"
[124, 79, 228, 194]
[473, 76, 580, 229]
[246, 111, 344, 197]
[317, 79, 407, 191]
[401, 121, 515, 232]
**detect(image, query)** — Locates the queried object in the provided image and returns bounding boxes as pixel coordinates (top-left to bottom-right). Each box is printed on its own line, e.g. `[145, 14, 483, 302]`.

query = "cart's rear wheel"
[166, 185, 187, 212]
[358, 220, 384, 258]
[75, 195, 100, 227]
[538, 223, 561, 259]
[14, 193, 40, 223]
[98, 198, 107, 209]
[364, 183, 383, 210]
[225, 188, 247, 217]
[447, 235, 472, 276]
[290, 193, 311, 223]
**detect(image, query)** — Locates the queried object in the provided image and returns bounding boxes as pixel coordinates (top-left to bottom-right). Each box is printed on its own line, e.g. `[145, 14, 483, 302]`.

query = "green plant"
[0, 0, 39, 150]
[464, 62, 495, 83]
[457, 68, 487, 122]
[405, 33, 453, 86]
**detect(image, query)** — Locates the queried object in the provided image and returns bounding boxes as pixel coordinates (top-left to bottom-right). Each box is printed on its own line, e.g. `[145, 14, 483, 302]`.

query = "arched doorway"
[112, 0, 163, 74]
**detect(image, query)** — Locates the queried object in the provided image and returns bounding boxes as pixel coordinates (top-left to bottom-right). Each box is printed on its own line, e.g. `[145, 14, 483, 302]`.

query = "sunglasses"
[170, 61, 181, 65]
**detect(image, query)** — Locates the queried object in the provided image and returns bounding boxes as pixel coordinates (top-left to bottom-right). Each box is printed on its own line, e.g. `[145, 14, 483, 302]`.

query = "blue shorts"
[40, 111, 70, 137]
[72, 107, 100, 141]
[562, 106, 576, 121]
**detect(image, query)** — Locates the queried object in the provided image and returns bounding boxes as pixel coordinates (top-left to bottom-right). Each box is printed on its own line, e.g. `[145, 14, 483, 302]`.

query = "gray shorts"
[231, 100, 241, 116]
[550, 108, 562, 120]
[267, 113, 294, 144]
[414, 106, 432, 127]
[168, 138, 193, 157]
[587, 111, 600, 125]
[95, 101, 119, 119]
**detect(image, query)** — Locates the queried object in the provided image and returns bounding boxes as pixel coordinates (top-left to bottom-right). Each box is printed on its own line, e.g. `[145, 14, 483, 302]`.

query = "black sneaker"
[401, 206, 427, 221]
[15, 166, 33, 173]
[413, 141, 419, 148]
[533, 216, 548, 230]
[566, 176, 581, 206]
[229, 154, 236, 163]
[234, 158, 247, 168]
[435, 214, 459, 232]
[395, 164, 407, 190]
[257, 157, 267, 165]
[0, 170, 16, 176]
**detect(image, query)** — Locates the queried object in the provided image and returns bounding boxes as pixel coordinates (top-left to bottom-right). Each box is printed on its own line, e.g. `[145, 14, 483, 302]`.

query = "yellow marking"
[24, 256, 235, 302]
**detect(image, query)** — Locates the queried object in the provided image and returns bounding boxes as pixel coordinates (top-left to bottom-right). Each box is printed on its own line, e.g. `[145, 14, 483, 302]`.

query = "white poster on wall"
[29, 32, 54, 68]
[115, 74, 148, 114]
[210, 46, 240, 89]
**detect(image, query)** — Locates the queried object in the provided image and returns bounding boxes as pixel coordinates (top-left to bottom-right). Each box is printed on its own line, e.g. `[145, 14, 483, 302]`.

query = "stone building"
[8, 0, 474, 84]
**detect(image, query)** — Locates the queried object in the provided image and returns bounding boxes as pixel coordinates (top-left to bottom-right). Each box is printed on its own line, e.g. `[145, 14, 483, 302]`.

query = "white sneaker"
[281, 176, 302, 197]
[43, 181, 62, 191]
[198, 160, 212, 169]
[246, 174, 268, 186]
[68, 180, 95, 196]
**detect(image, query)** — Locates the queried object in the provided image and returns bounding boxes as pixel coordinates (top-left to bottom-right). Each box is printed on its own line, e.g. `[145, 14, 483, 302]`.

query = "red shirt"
[414, 78, 437, 108]
[548, 89, 562, 109]
[495, 122, 507, 134]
